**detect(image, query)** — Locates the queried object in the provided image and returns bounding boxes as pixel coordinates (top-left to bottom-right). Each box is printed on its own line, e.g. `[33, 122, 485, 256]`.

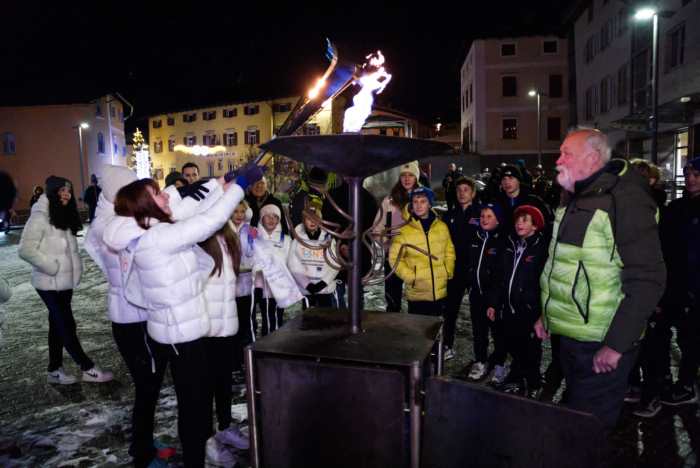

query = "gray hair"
[567, 125, 611, 163]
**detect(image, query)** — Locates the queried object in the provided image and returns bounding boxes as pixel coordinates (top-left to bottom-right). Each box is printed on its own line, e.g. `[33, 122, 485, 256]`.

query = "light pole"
[528, 89, 545, 166]
[634, 7, 661, 165]
[73, 122, 89, 198]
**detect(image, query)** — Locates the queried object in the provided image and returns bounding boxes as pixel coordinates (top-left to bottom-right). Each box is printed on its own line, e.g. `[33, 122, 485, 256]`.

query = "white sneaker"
[206, 437, 238, 467]
[489, 365, 508, 386]
[47, 368, 77, 385]
[467, 362, 488, 381]
[215, 424, 250, 450]
[82, 367, 114, 383]
[443, 348, 455, 361]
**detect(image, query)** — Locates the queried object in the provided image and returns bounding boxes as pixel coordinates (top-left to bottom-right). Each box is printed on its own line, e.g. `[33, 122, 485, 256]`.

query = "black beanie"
[45, 176, 72, 195]
[501, 164, 522, 181]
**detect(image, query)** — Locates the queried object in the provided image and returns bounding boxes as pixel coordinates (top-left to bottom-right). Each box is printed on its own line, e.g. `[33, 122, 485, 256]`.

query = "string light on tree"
[128, 128, 152, 179]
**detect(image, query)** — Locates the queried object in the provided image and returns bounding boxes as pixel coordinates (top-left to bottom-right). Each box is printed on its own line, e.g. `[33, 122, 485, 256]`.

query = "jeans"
[112, 322, 167, 468]
[254, 288, 283, 336]
[37, 289, 94, 372]
[445, 273, 468, 348]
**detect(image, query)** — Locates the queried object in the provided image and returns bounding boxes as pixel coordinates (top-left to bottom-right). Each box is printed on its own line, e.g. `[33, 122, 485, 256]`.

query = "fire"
[343, 51, 392, 133]
[308, 78, 326, 99]
[174, 144, 226, 156]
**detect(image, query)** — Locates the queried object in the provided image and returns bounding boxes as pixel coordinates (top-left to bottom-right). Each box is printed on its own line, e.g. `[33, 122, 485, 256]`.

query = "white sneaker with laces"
[47, 368, 77, 385]
[443, 348, 455, 361]
[82, 367, 114, 383]
[489, 365, 508, 385]
[206, 437, 238, 467]
[215, 424, 250, 450]
[468, 362, 488, 380]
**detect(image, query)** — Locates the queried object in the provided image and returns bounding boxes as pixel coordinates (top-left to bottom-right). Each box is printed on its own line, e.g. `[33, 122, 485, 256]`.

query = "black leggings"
[204, 336, 235, 431]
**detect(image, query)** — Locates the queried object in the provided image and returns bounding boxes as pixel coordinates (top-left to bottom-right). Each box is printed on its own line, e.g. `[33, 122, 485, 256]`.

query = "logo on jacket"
[525, 255, 536, 263]
[487, 248, 497, 255]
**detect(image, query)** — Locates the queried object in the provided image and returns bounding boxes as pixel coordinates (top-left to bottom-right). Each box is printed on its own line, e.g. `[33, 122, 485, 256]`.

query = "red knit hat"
[514, 205, 545, 231]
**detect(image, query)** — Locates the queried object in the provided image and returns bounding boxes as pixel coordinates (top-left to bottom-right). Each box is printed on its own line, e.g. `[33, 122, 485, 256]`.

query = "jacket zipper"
[476, 231, 488, 295]
[423, 221, 437, 301]
[543, 205, 570, 318]
[507, 238, 526, 314]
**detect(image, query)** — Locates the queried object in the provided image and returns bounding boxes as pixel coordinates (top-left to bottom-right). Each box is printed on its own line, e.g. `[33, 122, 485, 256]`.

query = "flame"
[308, 78, 326, 99]
[174, 144, 226, 156]
[343, 51, 392, 133]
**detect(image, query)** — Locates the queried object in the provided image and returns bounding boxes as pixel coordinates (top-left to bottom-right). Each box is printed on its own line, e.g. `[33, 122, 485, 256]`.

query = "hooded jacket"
[84, 165, 146, 324]
[232, 209, 255, 298]
[501, 231, 548, 324]
[540, 160, 666, 352]
[389, 210, 456, 302]
[288, 224, 340, 295]
[19, 195, 82, 291]
[254, 221, 292, 299]
[102, 183, 245, 345]
[200, 234, 239, 338]
[467, 227, 504, 308]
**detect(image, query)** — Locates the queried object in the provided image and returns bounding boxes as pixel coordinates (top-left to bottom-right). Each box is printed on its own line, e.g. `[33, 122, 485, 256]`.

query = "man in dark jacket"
[442, 163, 461, 211]
[536, 128, 666, 431]
[289, 167, 327, 228]
[245, 176, 288, 235]
[83, 174, 101, 223]
[496, 164, 552, 234]
[442, 176, 481, 360]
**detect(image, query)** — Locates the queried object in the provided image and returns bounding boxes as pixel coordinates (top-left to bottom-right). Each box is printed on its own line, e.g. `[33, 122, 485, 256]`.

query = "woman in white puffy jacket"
[253, 203, 291, 336]
[85, 165, 171, 468]
[19, 175, 113, 385]
[103, 167, 258, 468]
[288, 203, 340, 308]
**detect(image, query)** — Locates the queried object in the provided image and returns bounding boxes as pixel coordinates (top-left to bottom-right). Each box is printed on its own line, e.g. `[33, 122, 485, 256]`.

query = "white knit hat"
[399, 161, 420, 179]
[259, 203, 281, 220]
[101, 164, 137, 203]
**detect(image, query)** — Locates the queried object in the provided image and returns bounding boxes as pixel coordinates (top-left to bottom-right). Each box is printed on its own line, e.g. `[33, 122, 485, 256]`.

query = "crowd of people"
[0, 123, 698, 465]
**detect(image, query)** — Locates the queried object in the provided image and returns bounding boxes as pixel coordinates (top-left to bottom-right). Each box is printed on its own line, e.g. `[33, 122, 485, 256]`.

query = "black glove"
[224, 162, 266, 190]
[306, 281, 327, 294]
[177, 179, 210, 201]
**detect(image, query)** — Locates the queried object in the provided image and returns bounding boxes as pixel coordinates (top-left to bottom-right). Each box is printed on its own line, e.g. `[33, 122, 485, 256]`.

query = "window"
[110, 104, 116, 118]
[203, 133, 218, 146]
[183, 113, 197, 123]
[244, 127, 260, 145]
[600, 78, 610, 113]
[547, 117, 561, 141]
[122, 146, 127, 157]
[502, 118, 518, 139]
[617, 63, 629, 105]
[379, 128, 387, 136]
[2, 132, 16, 154]
[169, 167, 177, 174]
[224, 131, 238, 146]
[96, 103, 103, 117]
[666, 23, 686, 71]
[208, 163, 214, 178]
[184, 135, 196, 146]
[469, 84, 473, 103]
[203, 110, 216, 121]
[119, 111, 124, 122]
[152, 119, 162, 129]
[392, 129, 401, 136]
[97, 132, 105, 153]
[585, 87, 594, 120]
[167, 116, 175, 126]
[227, 160, 234, 172]
[549, 74, 563, 98]
[217, 160, 223, 171]
[273, 103, 292, 112]
[168, 136, 176, 152]
[154, 140, 163, 153]
[302, 123, 321, 135]
[223, 108, 237, 118]
[543, 40, 558, 54]
[114, 142, 119, 155]
[502, 76, 517, 97]
[500, 43, 516, 57]
[244, 105, 259, 115]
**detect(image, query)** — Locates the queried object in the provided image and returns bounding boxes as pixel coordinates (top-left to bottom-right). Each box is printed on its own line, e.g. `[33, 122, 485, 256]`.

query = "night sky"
[2, 2, 573, 133]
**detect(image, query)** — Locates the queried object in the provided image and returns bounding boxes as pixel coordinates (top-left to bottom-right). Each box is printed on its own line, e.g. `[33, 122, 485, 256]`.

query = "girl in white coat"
[253, 203, 291, 336]
[288, 203, 340, 308]
[231, 201, 256, 365]
[104, 167, 259, 468]
[19, 176, 113, 385]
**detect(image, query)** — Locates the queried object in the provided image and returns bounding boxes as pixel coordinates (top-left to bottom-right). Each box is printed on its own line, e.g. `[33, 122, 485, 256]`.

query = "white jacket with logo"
[254, 223, 291, 299]
[102, 184, 244, 345]
[233, 220, 255, 298]
[288, 224, 340, 295]
[19, 195, 82, 291]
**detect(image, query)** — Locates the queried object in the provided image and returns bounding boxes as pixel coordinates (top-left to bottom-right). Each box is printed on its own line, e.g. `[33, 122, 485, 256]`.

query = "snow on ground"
[1, 228, 699, 467]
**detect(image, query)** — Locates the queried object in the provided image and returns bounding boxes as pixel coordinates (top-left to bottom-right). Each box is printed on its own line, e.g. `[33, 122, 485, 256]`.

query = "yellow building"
[147, 97, 335, 182]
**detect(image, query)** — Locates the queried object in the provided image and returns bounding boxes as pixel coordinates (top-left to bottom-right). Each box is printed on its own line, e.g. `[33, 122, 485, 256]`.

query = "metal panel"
[255, 355, 408, 468]
[421, 377, 603, 468]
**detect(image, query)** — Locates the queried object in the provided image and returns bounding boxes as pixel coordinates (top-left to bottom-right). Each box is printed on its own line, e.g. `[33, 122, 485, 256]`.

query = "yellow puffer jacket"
[389, 212, 456, 302]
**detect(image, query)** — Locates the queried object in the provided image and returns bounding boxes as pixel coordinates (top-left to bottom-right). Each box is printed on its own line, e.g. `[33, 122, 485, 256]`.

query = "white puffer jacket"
[233, 219, 255, 298]
[103, 184, 245, 345]
[200, 235, 239, 337]
[288, 224, 340, 295]
[19, 195, 82, 291]
[85, 193, 148, 324]
[254, 223, 291, 299]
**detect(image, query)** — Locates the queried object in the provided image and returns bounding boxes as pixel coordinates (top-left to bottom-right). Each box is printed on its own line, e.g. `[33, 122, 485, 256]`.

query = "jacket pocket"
[572, 261, 591, 323]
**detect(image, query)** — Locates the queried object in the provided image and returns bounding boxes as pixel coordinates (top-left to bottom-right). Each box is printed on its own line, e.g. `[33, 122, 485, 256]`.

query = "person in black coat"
[442, 177, 481, 359]
[492, 205, 548, 398]
[495, 164, 552, 235]
[83, 174, 101, 223]
[245, 177, 288, 235]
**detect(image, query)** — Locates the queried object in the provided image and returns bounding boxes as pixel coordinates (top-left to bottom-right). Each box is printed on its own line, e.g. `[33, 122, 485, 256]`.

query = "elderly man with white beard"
[534, 127, 665, 433]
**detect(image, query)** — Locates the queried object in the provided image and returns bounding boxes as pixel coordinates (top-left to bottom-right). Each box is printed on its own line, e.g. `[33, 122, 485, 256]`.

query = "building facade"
[0, 95, 127, 209]
[572, 0, 700, 193]
[460, 36, 570, 168]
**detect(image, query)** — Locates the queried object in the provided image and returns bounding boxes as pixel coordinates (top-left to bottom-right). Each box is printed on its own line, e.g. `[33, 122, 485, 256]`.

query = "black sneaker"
[633, 398, 662, 418]
[623, 385, 641, 404]
[660, 384, 697, 407]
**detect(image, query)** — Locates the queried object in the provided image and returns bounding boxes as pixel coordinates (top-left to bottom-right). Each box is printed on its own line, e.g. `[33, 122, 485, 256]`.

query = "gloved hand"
[224, 163, 266, 190]
[306, 281, 327, 294]
[177, 179, 210, 201]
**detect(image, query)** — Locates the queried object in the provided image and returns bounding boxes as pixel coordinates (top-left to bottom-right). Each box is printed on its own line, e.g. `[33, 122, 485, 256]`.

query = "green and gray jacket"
[540, 160, 666, 353]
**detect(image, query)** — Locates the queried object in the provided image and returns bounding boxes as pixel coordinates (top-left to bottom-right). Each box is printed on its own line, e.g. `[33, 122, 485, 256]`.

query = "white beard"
[556, 166, 575, 192]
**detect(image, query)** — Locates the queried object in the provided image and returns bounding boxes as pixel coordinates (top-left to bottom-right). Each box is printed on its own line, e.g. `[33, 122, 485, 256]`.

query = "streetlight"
[73, 122, 90, 198]
[528, 89, 545, 166]
[634, 6, 660, 164]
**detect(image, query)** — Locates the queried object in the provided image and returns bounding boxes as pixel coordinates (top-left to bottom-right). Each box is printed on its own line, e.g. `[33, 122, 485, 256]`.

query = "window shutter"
[255, 130, 260, 143]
